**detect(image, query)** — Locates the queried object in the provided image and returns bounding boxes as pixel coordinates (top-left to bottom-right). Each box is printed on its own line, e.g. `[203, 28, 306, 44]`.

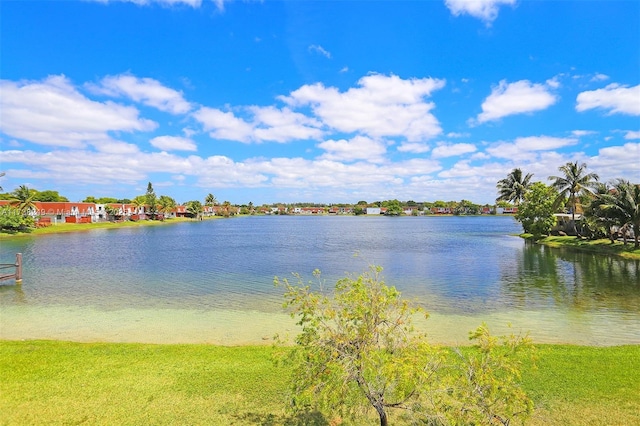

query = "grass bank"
[1, 340, 638, 425]
[0, 217, 213, 240]
[523, 234, 640, 260]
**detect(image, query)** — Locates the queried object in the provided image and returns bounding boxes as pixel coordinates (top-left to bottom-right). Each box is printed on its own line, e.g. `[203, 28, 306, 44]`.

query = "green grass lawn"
[1, 341, 638, 425]
[523, 235, 640, 260]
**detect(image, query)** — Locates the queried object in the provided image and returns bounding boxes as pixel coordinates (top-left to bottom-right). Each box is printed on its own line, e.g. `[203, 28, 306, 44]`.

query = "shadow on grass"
[234, 410, 330, 426]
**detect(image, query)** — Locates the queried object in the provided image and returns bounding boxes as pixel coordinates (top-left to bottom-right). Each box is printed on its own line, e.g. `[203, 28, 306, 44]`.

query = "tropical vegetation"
[548, 161, 600, 235]
[500, 162, 637, 248]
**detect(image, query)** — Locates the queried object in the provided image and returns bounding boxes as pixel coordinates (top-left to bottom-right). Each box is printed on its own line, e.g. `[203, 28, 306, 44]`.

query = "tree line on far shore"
[1, 161, 638, 247]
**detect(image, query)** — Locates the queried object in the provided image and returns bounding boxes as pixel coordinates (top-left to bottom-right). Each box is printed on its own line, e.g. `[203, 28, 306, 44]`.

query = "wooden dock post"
[15, 253, 22, 284]
[0, 253, 23, 284]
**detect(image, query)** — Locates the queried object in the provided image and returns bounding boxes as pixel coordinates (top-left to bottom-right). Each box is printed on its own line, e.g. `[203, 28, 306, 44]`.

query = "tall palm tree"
[0, 172, 5, 191]
[10, 185, 37, 216]
[496, 168, 534, 205]
[600, 180, 640, 248]
[549, 162, 599, 235]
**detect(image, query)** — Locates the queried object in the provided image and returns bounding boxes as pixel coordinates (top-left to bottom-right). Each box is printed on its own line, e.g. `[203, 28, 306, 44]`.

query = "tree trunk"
[374, 403, 388, 426]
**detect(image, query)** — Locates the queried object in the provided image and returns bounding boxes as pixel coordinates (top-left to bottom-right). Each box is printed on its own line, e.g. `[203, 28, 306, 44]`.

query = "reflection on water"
[501, 241, 640, 314]
[1, 216, 638, 345]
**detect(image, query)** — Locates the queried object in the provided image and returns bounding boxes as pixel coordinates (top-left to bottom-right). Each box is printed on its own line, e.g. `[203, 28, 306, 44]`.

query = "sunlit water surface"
[1, 216, 638, 345]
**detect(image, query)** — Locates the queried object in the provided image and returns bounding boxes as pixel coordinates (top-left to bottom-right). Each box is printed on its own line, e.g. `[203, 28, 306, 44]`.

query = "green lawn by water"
[1, 341, 638, 425]
[525, 235, 640, 259]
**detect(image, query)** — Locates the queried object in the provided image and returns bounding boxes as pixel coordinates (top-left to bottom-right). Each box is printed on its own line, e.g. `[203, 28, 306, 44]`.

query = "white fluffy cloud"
[250, 106, 324, 142]
[625, 131, 640, 140]
[281, 74, 445, 141]
[0, 75, 156, 148]
[89, 74, 191, 114]
[444, 0, 516, 25]
[475, 80, 557, 123]
[590, 143, 640, 182]
[486, 136, 578, 160]
[431, 143, 477, 158]
[576, 84, 640, 116]
[150, 136, 197, 151]
[192, 106, 323, 143]
[397, 142, 431, 153]
[192, 108, 254, 142]
[318, 136, 387, 163]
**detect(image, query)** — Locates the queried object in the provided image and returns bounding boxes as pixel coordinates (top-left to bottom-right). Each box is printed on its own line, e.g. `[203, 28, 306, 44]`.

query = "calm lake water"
[1, 216, 639, 345]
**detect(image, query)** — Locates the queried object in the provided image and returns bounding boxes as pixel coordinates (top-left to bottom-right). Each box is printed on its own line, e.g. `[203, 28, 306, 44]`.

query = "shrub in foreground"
[275, 265, 534, 426]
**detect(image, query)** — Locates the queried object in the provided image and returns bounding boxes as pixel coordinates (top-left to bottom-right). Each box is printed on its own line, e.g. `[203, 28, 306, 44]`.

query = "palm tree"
[158, 195, 177, 220]
[600, 180, 640, 248]
[496, 168, 534, 205]
[10, 185, 37, 216]
[0, 172, 5, 191]
[584, 182, 618, 242]
[549, 161, 599, 235]
[186, 200, 203, 219]
[204, 193, 218, 206]
[131, 197, 146, 218]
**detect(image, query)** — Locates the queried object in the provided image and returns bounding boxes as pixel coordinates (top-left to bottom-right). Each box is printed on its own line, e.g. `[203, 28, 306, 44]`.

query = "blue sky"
[1, 0, 638, 205]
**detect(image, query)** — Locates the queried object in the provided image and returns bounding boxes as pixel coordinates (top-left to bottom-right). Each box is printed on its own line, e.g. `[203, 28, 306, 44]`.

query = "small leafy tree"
[275, 266, 439, 426]
[384, 199, 403, 216]
[515, 182, 557, 238]
[431, 325, 534, 425]
[275, 266, 535, 426]
[0, 205, 35, 232]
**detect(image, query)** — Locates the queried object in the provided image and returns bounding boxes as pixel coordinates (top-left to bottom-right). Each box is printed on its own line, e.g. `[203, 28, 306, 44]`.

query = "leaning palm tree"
[10, 185, 37, 216]
[600, 180, 640, 248]
[549, 162, 599, 235]
[496, 168, 534, 205]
